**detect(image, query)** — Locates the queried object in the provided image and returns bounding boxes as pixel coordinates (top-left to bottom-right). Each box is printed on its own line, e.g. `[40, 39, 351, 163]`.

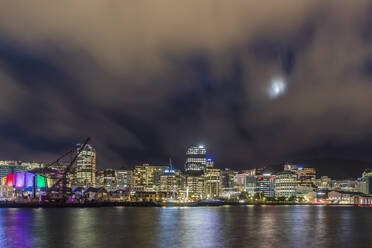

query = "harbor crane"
[33, 137, 90, 203]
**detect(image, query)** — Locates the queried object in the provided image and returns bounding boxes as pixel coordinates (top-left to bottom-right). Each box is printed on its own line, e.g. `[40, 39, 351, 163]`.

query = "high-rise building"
[95, 169, 117, 190]
[75, 144, 96, 187]
[116, 169, 133, 190]
[257, 174, 275, 198]
[221, 168, 237, 197]
[274, 171, 297, 198]
[160, 169, 181, 195]
[204, 168, 221, 199]
[185, 145, 207, 172]
[236, 169, 257, 194]
[297, 168, 316, 188]
[358, 169, 372, 194]
[284, 164, 316, 188]
[206, 158, 214, 169]
[235, 171, 256, 196]
[133, 164, 169, 192]
[182, 172, 205, 200]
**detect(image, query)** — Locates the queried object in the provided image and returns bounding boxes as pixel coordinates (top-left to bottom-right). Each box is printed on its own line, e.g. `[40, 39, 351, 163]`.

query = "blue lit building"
[185, 145, 207, 172]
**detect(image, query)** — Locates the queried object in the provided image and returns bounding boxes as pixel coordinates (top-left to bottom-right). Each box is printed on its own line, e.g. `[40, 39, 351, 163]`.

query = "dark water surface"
[0, 206, 371, 248]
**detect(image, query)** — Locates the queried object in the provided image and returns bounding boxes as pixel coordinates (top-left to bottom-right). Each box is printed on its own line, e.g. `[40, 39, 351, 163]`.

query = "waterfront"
[1, 206, 372, 248]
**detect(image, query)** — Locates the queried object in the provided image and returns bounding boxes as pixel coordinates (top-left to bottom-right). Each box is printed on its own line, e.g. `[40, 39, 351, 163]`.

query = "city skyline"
[2, 141, 372, 206]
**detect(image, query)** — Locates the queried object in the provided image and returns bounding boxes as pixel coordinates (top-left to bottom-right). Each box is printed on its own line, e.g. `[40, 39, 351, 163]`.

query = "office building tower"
[116, 169, 133, 190]
[204, 168, 221, 199]
[221, 168, 237, 197]
[133, 164, 169, 192]
[257, 174, 275, 198]
[185, 145, 207, 172]
[75, 144, 96, 187]
[274, 171, 297, 197]
[358, 169, 372, 194]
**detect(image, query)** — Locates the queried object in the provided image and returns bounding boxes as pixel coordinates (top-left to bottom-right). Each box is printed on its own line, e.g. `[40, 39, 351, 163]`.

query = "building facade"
[185, 145, 207, 172]
[297, 168, 316, 188]
[0, 161, 26, 179]
[274, 171, 297, 197]
[257, 174, 275, 198]
[204, 168, 221, 199]
[358, 169, 372, 194]
[160, 170, 181, 196]
[116, 169, 133, 190]
[75, 144, 96, 187]
[182, 172, 205, 200]
[221, 168, 237, 197]
[133, 164, 169, 192]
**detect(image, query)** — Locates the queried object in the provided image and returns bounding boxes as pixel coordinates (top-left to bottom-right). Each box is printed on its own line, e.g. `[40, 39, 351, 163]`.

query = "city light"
[0, 146, 371, 207]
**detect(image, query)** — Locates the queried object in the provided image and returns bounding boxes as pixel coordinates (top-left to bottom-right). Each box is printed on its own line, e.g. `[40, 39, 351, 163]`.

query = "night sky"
[1, 1, 372, 174]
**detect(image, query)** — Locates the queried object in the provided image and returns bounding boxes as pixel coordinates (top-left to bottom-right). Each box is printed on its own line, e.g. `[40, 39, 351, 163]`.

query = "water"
[0, 206, 371, 248]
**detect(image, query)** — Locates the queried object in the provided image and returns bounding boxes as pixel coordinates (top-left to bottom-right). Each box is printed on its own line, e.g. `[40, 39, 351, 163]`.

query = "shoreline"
[0, 201, 363, 208]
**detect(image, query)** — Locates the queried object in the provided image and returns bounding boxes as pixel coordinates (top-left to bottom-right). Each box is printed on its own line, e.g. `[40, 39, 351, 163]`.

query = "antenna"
[169, 157, 173, 170]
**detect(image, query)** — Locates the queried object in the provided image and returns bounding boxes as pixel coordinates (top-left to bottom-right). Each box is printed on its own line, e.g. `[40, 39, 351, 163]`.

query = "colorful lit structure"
[0, 172, 49, 189]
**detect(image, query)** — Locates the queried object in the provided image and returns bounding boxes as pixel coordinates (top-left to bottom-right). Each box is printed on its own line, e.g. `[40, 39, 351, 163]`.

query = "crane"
[38, 137, 91, 204]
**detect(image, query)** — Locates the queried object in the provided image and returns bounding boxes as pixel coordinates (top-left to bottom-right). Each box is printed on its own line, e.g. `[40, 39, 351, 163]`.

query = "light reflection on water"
[0, 206, 371, 248]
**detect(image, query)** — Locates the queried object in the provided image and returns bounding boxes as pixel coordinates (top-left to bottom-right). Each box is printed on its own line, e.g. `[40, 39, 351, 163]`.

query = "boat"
[156, 198, 197, 207]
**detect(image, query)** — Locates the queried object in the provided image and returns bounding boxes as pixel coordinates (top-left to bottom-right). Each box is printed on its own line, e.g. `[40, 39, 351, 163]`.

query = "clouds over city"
[0, 0, 371, 168]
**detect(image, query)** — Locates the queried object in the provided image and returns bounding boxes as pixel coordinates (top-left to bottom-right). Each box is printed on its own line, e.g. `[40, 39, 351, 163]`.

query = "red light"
[6, 174, 14, 187]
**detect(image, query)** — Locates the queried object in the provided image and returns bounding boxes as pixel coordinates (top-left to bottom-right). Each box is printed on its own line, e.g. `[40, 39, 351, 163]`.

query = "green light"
[36, 175, 46, 188]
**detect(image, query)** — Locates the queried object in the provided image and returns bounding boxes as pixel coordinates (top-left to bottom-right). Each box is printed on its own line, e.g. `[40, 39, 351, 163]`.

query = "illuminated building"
[182, 172, 205, 200]
[257, 174, 275, 198]
[274, 171, 297, 197]
[96, 169, 117, 190]
[328, 191, 359, 204]
[0, 161, 26, 179]
[284, 164, 316, 188]
[204, 168, 221, 199]
[317, 176, 333, 190]
[221, 168, 237, 197]
[0, 185, 14, 199]
[133, 164, 169, 192]
[236, 169, 257, 194]
[358, 169, 372, 194]
[205, 158, 214, 169]
[116, 169, 133, 190]
[315, 190, 328, 202]
[334, 180, 358, 192]
[185, 145, 207, 172]
[75, 144, 96, 187]
[0, 172, 52, 199]
[160, 169, 181, 195]
[20, 162, 45, 171]
[284, 164, 300, 171]
[296, 168, 316, 188]
[235, 172, 256, 196]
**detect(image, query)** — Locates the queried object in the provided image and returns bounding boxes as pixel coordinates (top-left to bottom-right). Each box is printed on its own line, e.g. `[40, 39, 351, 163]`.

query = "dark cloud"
[0, 1, 371, 173]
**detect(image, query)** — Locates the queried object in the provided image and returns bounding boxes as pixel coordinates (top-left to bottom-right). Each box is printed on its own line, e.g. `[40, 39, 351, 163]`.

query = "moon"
[268, 78, 286, 99]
